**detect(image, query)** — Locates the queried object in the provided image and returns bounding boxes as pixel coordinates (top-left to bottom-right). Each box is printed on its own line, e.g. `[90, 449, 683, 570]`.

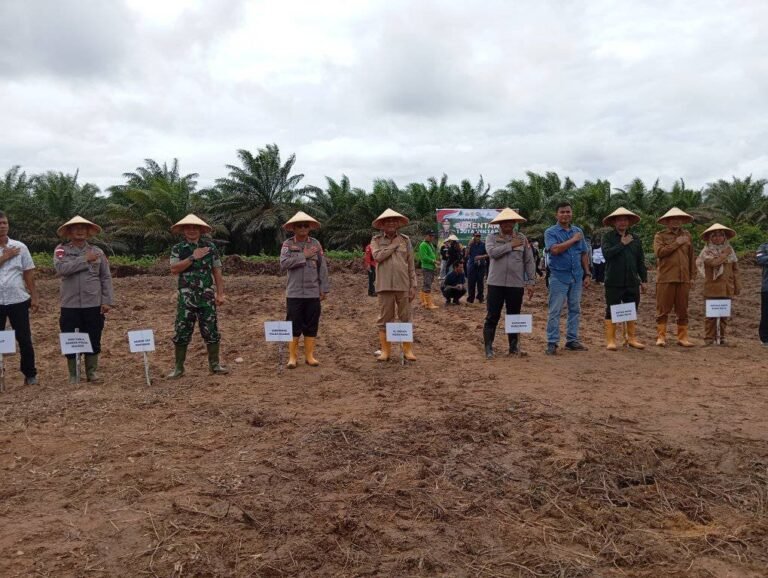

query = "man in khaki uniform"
[370, 209, 417, 361]
[653, 207, 696, 347]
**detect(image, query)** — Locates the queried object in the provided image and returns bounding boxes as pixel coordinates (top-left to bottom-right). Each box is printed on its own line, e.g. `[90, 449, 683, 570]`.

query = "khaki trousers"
[655, 282, 691, 325]
[376, 290, 412, 329]
[705, 316, 728, 341]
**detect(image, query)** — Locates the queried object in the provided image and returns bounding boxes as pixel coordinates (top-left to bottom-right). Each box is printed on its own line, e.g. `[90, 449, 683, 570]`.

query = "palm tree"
[452, 176, 490, 208]
[492, 171, 575, 225]
[571, 179, 617, 235]
[331, 179, 412, 248]
[614, 178, 666, 216]
[306, 175, 366, 248]
[22, 171, 105, 252]
[106, 159, 203, 254]
[405, 175, 458, 235]
[704, 175, 768, 224]
[0, 166, 33, 218]
[210, 145, 319, 253]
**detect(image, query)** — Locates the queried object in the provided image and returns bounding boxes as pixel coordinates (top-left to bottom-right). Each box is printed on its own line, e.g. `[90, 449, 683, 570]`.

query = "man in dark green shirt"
[601, 207, 648, 351]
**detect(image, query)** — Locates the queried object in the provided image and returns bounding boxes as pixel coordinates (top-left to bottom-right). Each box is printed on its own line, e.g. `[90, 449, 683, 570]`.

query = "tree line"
[2, 143, 766, 257]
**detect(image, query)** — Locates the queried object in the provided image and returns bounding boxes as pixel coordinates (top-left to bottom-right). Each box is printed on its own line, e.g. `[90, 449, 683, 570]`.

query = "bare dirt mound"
[0, 268, 766, 576]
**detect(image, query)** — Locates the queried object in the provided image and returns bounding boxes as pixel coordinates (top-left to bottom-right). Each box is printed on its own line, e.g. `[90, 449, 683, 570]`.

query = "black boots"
[483, 325, 495, 359]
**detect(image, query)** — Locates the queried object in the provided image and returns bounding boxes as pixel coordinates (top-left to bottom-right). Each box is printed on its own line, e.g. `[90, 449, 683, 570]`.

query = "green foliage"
[4, 149, 767, 260]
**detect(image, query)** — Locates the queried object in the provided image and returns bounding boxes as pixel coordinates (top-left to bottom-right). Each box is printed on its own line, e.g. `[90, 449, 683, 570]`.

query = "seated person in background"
[442, 261, 467, 305]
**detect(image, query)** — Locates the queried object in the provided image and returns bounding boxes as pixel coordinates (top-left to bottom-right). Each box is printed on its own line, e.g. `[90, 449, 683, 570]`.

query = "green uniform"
[170, 239, 222, 345]
[417, 240, 437, 271]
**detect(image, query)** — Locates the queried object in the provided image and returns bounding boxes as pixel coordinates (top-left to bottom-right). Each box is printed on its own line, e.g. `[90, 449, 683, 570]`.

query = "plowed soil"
[1, 265, 767, 577]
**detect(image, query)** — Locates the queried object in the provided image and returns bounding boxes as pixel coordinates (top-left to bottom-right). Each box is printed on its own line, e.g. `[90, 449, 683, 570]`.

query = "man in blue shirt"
[544, 202, 591, 355]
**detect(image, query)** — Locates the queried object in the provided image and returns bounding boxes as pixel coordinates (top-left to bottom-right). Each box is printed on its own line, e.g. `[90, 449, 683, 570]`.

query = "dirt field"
[1, 266, 767, 577]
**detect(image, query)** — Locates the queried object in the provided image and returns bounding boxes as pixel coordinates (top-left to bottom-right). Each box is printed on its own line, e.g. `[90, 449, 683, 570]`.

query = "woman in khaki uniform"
[697, 223, 741, 346]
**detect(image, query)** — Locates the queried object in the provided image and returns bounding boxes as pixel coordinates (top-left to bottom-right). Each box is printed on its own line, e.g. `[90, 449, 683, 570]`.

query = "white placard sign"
[59, 333, 94, 354]
[610, 302, 637, 323]
[706, 299, 731, 318]
[128, 330, 156, 353]
[0, 330, 16, 354]
[504, 314, 533, 334]
[264, 321, 294, 342]
[386, 322, 413, 342]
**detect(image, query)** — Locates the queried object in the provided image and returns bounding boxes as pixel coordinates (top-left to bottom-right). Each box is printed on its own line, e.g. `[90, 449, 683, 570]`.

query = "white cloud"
[0, 0, 766, 194]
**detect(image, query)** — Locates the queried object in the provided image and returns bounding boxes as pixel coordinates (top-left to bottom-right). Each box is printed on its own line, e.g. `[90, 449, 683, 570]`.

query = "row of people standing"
[405, 203, 757, 358]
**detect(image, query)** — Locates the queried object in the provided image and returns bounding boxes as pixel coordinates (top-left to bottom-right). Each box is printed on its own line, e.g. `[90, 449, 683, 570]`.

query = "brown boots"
[676, 325, 695, 347]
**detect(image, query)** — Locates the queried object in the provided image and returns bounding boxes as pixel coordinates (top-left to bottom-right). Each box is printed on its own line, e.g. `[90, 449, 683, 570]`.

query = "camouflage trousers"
[173, 291, 220, 345]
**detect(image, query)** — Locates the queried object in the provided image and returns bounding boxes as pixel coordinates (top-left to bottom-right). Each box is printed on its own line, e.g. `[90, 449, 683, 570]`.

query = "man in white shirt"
[0, 211, 39, 385]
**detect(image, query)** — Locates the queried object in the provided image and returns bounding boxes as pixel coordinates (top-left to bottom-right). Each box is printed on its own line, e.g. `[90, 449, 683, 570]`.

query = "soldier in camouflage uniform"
[167, 214, 228, 378]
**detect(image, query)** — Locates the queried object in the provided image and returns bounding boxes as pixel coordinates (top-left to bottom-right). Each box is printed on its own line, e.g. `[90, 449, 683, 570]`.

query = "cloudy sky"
[1, 0, 766, 193]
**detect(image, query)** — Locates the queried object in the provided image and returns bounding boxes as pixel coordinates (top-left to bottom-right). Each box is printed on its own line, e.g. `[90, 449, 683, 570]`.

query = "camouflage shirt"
[170, 239, 222, 293]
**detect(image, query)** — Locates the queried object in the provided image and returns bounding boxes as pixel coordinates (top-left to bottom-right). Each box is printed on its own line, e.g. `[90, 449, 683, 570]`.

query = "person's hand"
[526, 285, 534, 301]
[572, 232, 583, 242]
[215, 293, 225, 306]
[319, 292, 327, 301]
[640, 283, 646, 294]
[621, 234, 632, 246]
[100, 304, 111, 315]
[192, 247, 211, 260]
[675, 235, 688, 245]
[303, 245, 319, 259]
[30, 296, 39, 314]
[1, 246, 21, 262]
[86, 249, 100, 263]
[511, 237, 524, 248]
[409, 287, 416, 301]
[583, 276, 591, 288]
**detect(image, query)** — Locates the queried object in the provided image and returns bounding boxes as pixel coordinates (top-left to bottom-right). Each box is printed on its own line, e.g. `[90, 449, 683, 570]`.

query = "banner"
[436, 208, 506, 245]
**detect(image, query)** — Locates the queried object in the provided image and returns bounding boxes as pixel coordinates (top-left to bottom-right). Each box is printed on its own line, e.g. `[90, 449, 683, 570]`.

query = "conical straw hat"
[57, 215, 102, 238]
[372, 208, 409, 229]
[490, 207, 526, 224]
[170, 214, 212, 235]
[283, 210, 321, 231]
[701, 223, 736, 240]
[657, 207, 693, 224]
[602, 207, 641, 227]
[446, 234, 460, 242]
